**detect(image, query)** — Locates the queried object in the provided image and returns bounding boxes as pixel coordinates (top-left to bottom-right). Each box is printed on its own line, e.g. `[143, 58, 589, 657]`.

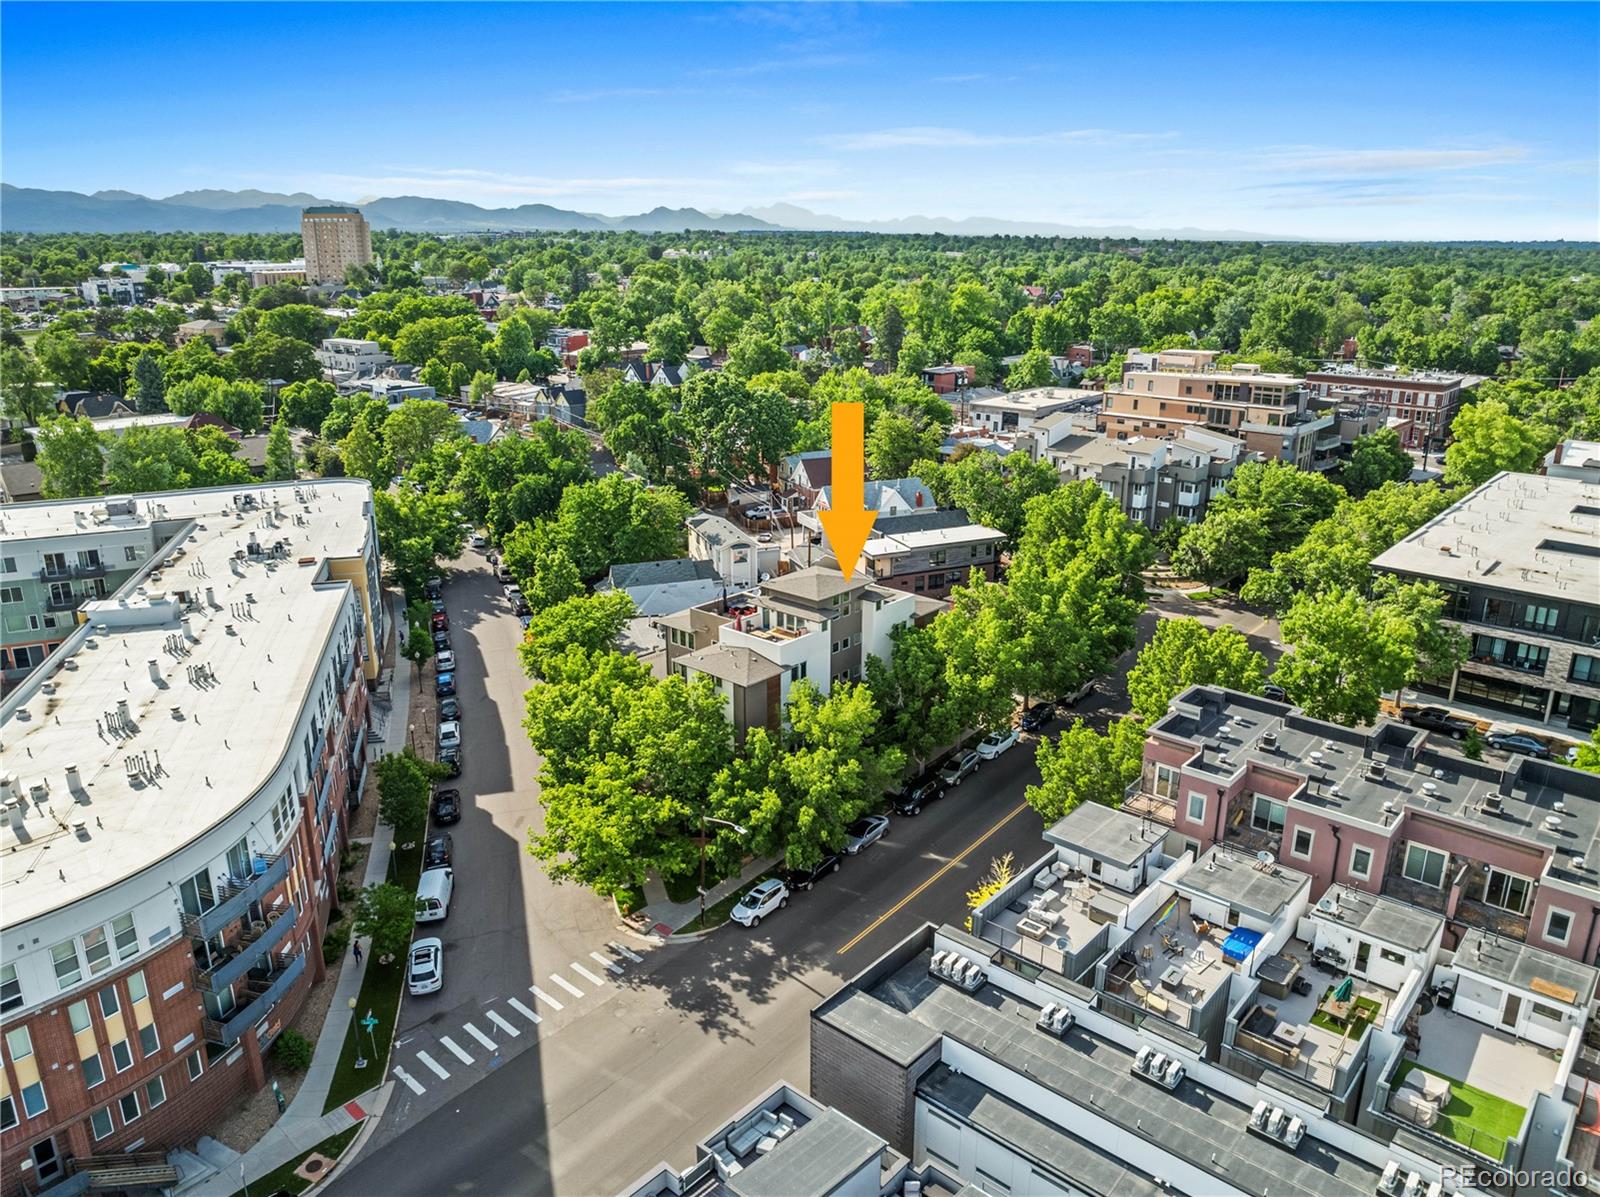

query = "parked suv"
[938, 750, 980, 787]
[730, 878, 789, 927]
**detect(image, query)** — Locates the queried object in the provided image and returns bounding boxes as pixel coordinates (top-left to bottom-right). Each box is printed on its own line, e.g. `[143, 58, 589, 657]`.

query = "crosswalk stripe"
[394, 1066, 426, 1095]
[591, 950, 625, 975]
[551, 973, 585, 999]
[440, 1036, 474, 1065]
[486, 1009, 520, 1037]
[530, 985, 564, 1011]
[608, 941, 644, 963]
[463, 1021, 496, 1051]
[571, 961, 606, 986]
[416, 1051, 450, 1080]
[508, 997, 542, 1024]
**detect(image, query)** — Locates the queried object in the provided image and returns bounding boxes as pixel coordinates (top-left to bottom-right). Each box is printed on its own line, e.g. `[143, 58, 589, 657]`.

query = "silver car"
[843, 815, 890, 855]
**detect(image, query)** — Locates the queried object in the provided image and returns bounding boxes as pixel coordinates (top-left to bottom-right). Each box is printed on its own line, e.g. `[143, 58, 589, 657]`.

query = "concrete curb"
[302, 1082, 393, 1197]
[663, 922, 729, 943]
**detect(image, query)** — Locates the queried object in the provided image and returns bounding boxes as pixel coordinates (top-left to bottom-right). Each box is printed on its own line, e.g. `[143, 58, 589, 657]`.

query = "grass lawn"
[1395, 1061, 1525, 1161]
[612, 884, 645, 917]
[322, 837, 423, 1114]
[226, 1123, 361, 1197]
[677, 872, 776, 935]
[1310, 990, 1381, 1039]
[663, 869, 710, 904]
[1183, 588, 1226, 602]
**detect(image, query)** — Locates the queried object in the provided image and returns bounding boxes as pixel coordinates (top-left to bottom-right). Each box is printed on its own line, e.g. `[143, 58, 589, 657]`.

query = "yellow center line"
[836, 800, 1029, 957]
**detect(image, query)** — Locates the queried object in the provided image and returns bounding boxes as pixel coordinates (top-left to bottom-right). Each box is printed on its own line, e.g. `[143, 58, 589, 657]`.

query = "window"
[112, 914, 139, 961]
[1403, 843, 1448, 888]
[1, 1095, 17, 1132]
[1520, 603, 1558, 633]
[111, 1039, 133, 1073]
[929, 549, 947, 566]
[82, 1054, 106, 1089]
[126, 970, 148, 1005]
[0, 556, 14, 573]
[52, 939, 83, 989]
[1251, 793, 1287, 833]
[1349, 845, 1374, 880]
[20, 1081, 47, 1118]
[1572, 655, 1600, 685]
[90, 1105, 114, 1140]
[186, 1050, 205, 1082]
[1178, 790, 1204, 824]
[82, 926, 112, 976]
[68, 999, 92, 1034]
[144, 1076, 167, 1109]
[179, 870, 216, 916]
[5, 1025, 33, 1062]
[1290, 827, 1314, 859]
[0, 962, 20, 1013]
[1380, 948, 1407, 965]
[118, 1091, 141, 1124]
[1152, 764, 1179, 801]
[1483, 868, 1532, 915]
[124, 546, 140, 562]
[98, 985, 121, 1019]
[1546, 908, 1574, 946]
[138, 1023, 159, 1056]
[0, 586, 20, 605]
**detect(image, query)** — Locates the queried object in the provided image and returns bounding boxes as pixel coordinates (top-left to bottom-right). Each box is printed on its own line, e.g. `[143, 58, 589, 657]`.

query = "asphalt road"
[329, 572, 1279, 1196]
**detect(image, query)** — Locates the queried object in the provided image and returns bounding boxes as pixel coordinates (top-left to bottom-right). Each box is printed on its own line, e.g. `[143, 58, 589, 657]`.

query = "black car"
[1019, 704, 1053, 733]
[437, 746, 462, 778]
[439, 696, 461, 722]
[1262, 682, 1288, 702]
[1401, 705, 1474, 740]
[432, 788, 461, 825]
[431, 598, 446, 615]
[425, 577, 443, 600]
[424, 832, 453, 868]
[780, 852, 842, 892]
[432, 631, 451, 651]
[892, 778, 947, 816]
[513, 598, 531, 617]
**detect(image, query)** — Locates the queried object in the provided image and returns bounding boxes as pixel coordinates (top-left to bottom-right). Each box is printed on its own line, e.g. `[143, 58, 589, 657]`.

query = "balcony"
[1468, 650, 1548, 677]
[37, 565, 72, 581]
[1176, 490, 1201, 508]
[182, 852, 289, 940]
[1122, 779, 1176, 825]
[45, 592, 83, 612]
[195, 904, 297, 994]
[1454, 896, 1531, 941]
[1383, 874, 1449, 915]
[202, 950, 308, 1047]
[73, 560, 108, 579]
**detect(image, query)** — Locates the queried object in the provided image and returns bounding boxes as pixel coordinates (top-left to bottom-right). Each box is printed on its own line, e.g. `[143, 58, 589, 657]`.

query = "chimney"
[147, 659, 161, 684]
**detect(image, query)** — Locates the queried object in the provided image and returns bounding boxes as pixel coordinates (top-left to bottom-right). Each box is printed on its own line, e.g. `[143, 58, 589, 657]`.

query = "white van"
[416, 867, 454, 923]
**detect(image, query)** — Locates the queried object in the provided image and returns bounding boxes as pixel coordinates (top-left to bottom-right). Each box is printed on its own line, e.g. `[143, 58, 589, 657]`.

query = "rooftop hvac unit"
[1130, 1044, 1184, 1090]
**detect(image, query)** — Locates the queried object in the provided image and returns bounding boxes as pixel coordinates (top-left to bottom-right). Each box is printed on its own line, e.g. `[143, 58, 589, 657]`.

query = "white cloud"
[1261, 144, 1532, 175]
[816, 126, 1175, 151]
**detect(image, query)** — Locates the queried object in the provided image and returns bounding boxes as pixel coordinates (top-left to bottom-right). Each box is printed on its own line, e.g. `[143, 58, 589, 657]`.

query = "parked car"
[438, 720, 462, 751]
[436, 650, 457, 672]
[1019, 704, 1053, 733]
[780, 853, 842, 892]
[1485, 731, 1552, 759]
[1055, 679, 1095, 708]
[425, 577, 443, 600]
[1262, 682, 1289, 702]
[434, 671, 456, 697]
[438, 696, 460, 722]
[938, 750, 980, 787]
[513, 598, 530, 617]
[415, 867, 454, 923]
[1401, 705, 1474, 740]
[977, 729, 1019, 760]
[730, 878, 790, 927]
[408, 938, 444, 995]
[424, 832, 453, 869]
[432, 787, 461, 824]
[743, 504, 774, 521]
[503, 584, 522, 601]
[843, 814, 890, 855]
[431, 598, 446, 615]
[892, 778, 947, 816]
[432, 631, 451, 652]
[431, 612, 448, 631]
[437, 745, 462, 779]
[470, 533, 487, 550]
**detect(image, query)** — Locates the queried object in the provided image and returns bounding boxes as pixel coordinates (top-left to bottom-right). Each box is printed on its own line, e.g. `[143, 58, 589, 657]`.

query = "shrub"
[274, 1029, 314, 1072]
[1463, 732, 1484, 761]
[322, 918, 351, 965]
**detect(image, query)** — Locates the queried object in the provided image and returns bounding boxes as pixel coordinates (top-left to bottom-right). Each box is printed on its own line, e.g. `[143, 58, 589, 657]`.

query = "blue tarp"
[1222, 926, 1265, 962]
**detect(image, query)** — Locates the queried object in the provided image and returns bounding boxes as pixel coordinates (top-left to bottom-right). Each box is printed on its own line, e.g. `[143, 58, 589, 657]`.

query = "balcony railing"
[182, 852, 289, 940]
[1122, 781, 1177, 825]
[1468, 652, 1548, 676]
[44, 592, 82, 612]
[37, 565, 72, 581]
[73, 561, 107, 579]
[202, 950, 308, 1047]
[195, 904, 297, 993]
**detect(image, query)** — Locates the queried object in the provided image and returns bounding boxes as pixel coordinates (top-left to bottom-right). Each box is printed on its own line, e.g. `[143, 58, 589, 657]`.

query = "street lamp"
[699, 809, 749, 928]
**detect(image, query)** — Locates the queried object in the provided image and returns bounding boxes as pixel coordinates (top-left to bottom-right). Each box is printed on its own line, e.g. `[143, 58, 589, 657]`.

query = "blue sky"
[3, 2, 1595, 239]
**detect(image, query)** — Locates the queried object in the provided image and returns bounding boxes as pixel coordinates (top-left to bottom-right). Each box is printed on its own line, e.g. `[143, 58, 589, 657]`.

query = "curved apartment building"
[0, 480, 385, 1194]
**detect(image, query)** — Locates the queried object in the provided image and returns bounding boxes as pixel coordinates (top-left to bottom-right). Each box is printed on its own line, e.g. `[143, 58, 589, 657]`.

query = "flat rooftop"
[1312, 885, 1443, 952]
[1370, 471, 1600, 600]
[1180, 846, 1310, 920]
[726, 1107, 882, 1197]
[1151, 686, 1600, 891]
[862, 523, 1005, 557]
[818, 945, 1385, 1197]
[1045, 802, 1164, 870]
[1454, 927, 1597, 1008]
[0, 481, 374, 927]
[972, 387, 1101, 413]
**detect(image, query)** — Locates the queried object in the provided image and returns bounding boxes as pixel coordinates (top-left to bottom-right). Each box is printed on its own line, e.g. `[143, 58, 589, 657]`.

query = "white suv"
[730, 878, 790, 927]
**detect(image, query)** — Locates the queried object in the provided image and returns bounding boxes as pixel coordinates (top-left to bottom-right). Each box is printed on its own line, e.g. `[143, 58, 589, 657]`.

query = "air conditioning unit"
[1247, 1099, 1306, 1151]
[1130, 1044, 1184, 1090]
[1036, 1003, 1074, 1038]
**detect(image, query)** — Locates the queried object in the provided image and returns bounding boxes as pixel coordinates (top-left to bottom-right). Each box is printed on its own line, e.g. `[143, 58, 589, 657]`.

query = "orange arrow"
[817, 401, 876, 579]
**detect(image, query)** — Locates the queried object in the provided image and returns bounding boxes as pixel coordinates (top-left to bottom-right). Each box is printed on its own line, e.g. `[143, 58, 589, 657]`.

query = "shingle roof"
[759, 565, 865, 603]
[680, 644, 785, 688]
[607, 558, 718, 590]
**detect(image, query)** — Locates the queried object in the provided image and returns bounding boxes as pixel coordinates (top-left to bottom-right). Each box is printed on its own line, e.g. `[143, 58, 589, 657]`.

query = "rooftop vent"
[1544, 814, 1562, 832]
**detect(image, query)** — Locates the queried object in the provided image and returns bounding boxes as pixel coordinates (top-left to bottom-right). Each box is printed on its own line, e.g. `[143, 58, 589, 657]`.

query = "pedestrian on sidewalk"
[352, 939, 363, 966]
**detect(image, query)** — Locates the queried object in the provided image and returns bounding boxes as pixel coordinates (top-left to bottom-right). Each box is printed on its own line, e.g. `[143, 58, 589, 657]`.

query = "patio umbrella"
[1333, 976, 1354, 1004]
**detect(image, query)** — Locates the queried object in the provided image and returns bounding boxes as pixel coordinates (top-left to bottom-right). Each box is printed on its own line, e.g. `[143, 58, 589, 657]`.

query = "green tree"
[1342, 427, 1412, 497]
[587, 380, 687, 484]
[541, 474, 692, 579]
[1005, 348, 1055, 391]
[1172, 461, 1343, 587]
[257, 304, 334, 344]
[340, 417, 391, 486]
[35, 416, 104, 498]
[1126, 618, 1266, 722]
[913, 451, 1059, 543]
[1443, 398, 1554, 487]
[166, 375, 265, 432]
[382, 399, 459, 470]
[373, 489, 464, 598]
[162, 335, 236, 386]
[130, 351, 166, 414]
[877, 302, 905, 370]
[279, 378, 337, 432]
[104, 425, 195, 492]
[1026, 717, 1146, 823]
[355, 883, 419, 961]
[264, 419, 296, 481]
[1571, 728, 1600, 774]
[34, 323, 94, 390]
[230, 331, 318, 384]
[676, 371, 796, 488]
[375, 749, 436, 838]
[867, 410, 943, 479]
[520, 591, 635, 679]
[865, 623, 968, 771]
[0, 346, 52, 425]
[724, 330, 790, 379]
[645, 312, 691, 365]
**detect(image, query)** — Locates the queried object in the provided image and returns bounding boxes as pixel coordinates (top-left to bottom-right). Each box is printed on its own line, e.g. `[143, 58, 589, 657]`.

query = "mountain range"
[0, 184, 1282, 240]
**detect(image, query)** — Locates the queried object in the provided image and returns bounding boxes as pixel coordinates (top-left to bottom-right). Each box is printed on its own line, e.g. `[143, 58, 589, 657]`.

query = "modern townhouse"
[858, 509, 1006, 599]
[314, 337, 394, 378]
[1371, 472, 1600, 735]
[0, 479, 384, 1195]
[1047, 427, 1248, 532]
[1306, 365, 1474, 450]
[968, 387, 1101, 438]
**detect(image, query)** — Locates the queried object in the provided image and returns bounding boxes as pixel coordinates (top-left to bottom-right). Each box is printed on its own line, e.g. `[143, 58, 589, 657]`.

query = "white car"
[435, 650, 457, 672]
[407, 938, 443, 995]
[976, 729, 1019, 760]
[503, 584, 522, 601]
[469, 534, 487, 550]
[730, 878, 790, 927]
[843, 814, 890, 855]
[744, 504, 774, 521]
[437, 720, 462, 750]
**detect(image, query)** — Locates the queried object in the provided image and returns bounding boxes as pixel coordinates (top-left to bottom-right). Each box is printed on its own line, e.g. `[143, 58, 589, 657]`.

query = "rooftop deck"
[1104, 895, 1235, 1030]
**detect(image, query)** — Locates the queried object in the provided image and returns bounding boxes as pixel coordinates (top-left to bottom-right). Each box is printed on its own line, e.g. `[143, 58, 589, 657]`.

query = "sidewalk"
[637, 854, 777, 934]
[188, 597, 414, 1197]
